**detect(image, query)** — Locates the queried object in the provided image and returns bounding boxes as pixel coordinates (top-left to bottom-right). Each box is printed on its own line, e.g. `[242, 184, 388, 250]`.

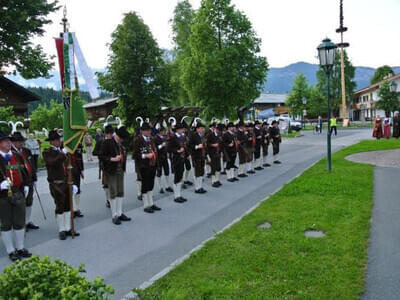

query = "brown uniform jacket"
[99, 138, 127, 174]
[42, 147, 67, 182]
[133, 135, 157, 169]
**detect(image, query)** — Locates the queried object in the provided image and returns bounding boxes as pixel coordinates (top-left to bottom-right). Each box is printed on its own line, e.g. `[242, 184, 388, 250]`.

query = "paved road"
[0, 129, 371, 299]
[363, 166, 400, 300]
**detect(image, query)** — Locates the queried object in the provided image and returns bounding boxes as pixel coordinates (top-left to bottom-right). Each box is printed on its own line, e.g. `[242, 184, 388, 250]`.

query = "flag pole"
[67, 152, 75, 238]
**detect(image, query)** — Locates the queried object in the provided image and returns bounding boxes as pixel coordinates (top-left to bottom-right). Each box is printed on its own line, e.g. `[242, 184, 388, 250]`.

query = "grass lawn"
[136, 139, 400, 299]
[282, 131, 302, 138]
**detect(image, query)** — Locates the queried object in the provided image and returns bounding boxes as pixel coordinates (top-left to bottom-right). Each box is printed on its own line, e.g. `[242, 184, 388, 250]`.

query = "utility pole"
[336, 0, 350, 126]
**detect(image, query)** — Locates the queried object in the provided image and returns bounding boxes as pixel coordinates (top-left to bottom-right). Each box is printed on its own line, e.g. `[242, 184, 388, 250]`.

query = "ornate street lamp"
[302, 97, 307, 129]
[317, 38, 337, 172]
[390, 80, 397, 93]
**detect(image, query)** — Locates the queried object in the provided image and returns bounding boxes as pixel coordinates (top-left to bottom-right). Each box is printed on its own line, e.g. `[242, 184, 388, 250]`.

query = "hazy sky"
[35, 0, 400, 70]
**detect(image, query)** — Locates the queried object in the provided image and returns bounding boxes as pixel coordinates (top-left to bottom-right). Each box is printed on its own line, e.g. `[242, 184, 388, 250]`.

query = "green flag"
[61, 32, 87, 153]
[63, 90, 87, 153]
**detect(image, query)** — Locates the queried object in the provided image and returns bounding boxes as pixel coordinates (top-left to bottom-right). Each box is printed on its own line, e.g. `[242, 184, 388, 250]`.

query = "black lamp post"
[390, 81, 397, 93]
[302, 97, 307, 129]
[317, 38, 337, 172]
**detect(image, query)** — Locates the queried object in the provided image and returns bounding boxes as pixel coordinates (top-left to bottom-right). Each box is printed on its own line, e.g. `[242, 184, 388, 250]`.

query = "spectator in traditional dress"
[84, 132, 93, 161]
[25, 134, 40, 170]
[372, 115, 383, 139]
[383, 114, 392, 139]
[392, 111, 400, 138]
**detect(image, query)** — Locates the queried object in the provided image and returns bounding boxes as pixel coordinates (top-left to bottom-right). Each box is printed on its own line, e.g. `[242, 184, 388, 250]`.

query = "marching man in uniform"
[188, 121, 207, 194]
[10, 132, 39, 230]
[206, 123, 223, 188]
[269, 120, 282, 164]
[253, 121, 264, 171]
[261, 121, 271, 167]
[154, 126, 173, 194]
[236, 121, 248, 178]
[42, 130, 80, 240]
[71, 143, 84, 218]
[222, 122, 239, 182]
[133, 122, 161, 213]
[167, 122, 188, 203]
[100, 125, 131, 225]
[0, 131, 32, 261]
[245, 122, 256, 174]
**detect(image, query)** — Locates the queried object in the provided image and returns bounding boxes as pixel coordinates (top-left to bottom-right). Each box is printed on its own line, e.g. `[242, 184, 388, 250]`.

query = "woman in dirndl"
[372, 115, 383, 139]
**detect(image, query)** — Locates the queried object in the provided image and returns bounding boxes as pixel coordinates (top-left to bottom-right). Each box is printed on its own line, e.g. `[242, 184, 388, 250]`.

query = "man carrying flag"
[53, 18, 99, 236]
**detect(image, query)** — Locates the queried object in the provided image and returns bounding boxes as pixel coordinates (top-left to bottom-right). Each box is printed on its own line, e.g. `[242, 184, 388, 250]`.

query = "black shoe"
[151, 205, 161, 211]
[184, 181, 193, 186]
[112, 216, 121, 225]
[206, 174, 211, 178]
[274, 160, 281, 164]
[137, 195, 142, 201]
[74, 210, 84, 218]
[17, 248, 32, 258]
[247, 170, 255, 174]
[233, 165, 238, 169]
[255, 167, 264, 171]
[166, 187, 173, 192]
[144, 207, 154, 213]
[238, 174, 248, 178]
[212, 182, 220, 188]
[174, 197, 185, 203]
[233, 177, 239, 181]
[195, 188, 207, 194]
[66, 230, 80, 237]
[221, 171, 227, 175]
[263, 163, 271, 167]
[119, 213, 131, 221]
[182, 184, 187, 189]
[106, 200, 110, 208]
[227, 178, 235, 182]
[26, 222, 39, 230]
[8, 251, 20, 262]
[159, 188, 165, 194]
[180, 197, 188, 202]
[217, 181, 222, 186]
[59, 231, 67, 240]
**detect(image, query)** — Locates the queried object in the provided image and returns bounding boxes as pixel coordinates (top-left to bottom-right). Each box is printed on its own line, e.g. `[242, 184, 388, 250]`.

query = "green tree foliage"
[169, 0, 195, 106]
[98, 12, 169, 127]
[30, 100, 63, 131]
[370, 65, 395, 85]
[286, 73, 309, 117]
[0, 106, 24, 134]
[376, 81, 399, 116]
[316, 50, 356, 116]
[0, 255, 114, 299]
[0, 0, 59, 79]
[307, 87, 327, 118]
[182, 0, 268, 118]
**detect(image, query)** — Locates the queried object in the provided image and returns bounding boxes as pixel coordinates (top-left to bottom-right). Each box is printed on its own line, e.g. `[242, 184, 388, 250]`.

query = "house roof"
[83, 97, 118, 109]
[354, 73, 400, 96]
[253, 93, 288, 104]
[0, 76, 40, 102]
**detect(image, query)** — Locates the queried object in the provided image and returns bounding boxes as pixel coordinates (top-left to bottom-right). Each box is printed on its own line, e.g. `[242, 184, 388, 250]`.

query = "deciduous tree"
[0, 0, 59, 78]
[98, 12, 169, 127]
[182, 0, 268, 118]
